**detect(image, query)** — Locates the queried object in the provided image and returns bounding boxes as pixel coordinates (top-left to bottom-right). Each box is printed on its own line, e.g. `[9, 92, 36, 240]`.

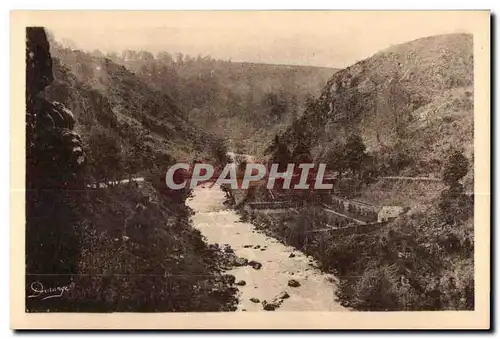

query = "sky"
[44, 11, 482, 68]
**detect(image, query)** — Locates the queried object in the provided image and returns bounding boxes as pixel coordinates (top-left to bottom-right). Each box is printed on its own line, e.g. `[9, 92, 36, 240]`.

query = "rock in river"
[289, 253, 296, 258]
[262, 300, 280, 311]
[248, 260, 262, 270]
[277, 291, 290, 299]
[235, 280, 247, 286]
[288, 279, 301, 287]
[250, 298, 260, 303]
[234, 257, 248, 267]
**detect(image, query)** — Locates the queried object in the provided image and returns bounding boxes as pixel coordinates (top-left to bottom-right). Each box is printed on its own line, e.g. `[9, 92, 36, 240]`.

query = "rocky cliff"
[282, 33, 473, 177]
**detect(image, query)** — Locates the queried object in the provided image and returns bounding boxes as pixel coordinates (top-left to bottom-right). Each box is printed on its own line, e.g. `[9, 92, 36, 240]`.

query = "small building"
[377, 206, 406, 223]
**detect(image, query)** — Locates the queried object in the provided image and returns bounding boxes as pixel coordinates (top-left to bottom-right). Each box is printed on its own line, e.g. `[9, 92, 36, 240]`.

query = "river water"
[187, 183, 347, 312]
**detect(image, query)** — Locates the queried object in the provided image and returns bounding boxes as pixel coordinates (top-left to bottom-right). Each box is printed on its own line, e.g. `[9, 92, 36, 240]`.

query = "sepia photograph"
[10, 10, 490, 329]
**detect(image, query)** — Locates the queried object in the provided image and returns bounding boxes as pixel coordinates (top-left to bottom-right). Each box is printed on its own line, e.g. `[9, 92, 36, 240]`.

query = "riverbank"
[187, 184, 347, 312]
[240, 193, 474, 311]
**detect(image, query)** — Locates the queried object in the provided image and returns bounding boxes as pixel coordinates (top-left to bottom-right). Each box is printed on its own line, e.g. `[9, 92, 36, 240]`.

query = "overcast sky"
[45, 11, 480, 68]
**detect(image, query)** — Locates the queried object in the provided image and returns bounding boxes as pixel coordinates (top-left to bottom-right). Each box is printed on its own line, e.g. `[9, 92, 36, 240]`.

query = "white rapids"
[187, 183, 347, 312]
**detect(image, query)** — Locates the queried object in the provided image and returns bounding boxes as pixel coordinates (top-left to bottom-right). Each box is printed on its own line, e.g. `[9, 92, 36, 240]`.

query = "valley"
[27, 27, 475, 313]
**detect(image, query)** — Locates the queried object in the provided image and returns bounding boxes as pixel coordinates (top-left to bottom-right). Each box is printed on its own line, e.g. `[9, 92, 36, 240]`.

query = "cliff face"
[26, 27, 86, 189]
[282, 34, 473, 177]
[25, 27, 87, 309]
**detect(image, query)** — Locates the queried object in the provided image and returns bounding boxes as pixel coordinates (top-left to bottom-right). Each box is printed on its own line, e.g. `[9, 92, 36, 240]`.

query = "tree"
[290, 118, 310, 145]
[304, 94, 316, 113]
[121, 49, 137, 61]
[123, 146, 142, 181]
[442, 148, 469, 186]
[175, 53, 184, 65]
[292, 140, 313, 164]
[439, 148, 472, 224]
[268, 135, 291, 172]
[263, 92, 287, 120]
[86, 127, 124, 184]
[105, 51, 118, 62]
[287, 209, 314, 249]
[343, 134, 366, 176]
[360, 153, 378, 185]
[264, 135, 279, 156]
[157, 51, 173, 65]
[211, 139, 230, 167]
[325, 142, 346, 179]
[91, 49, 105, 58]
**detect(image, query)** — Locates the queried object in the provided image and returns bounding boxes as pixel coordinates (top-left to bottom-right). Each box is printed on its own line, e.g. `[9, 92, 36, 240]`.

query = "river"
[187, 183, 347, 312]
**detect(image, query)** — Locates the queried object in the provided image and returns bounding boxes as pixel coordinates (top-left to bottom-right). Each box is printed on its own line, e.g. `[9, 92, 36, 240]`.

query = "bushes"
[439, 148, 473, 224]
[353, 265, 402, 311]
[248, 193, 473, 310]
[438, 258, 474, 310]
[210, 138, 230, 166]
[26, 182, 238, 312]
[284, 213, 312, 249]
[341, 207, 474, 310]
[442, 148, 469, 186]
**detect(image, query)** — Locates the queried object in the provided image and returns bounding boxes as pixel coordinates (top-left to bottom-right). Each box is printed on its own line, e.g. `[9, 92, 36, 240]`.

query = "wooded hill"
[42, 38, 220, 184]
[110, 50, 337, 154]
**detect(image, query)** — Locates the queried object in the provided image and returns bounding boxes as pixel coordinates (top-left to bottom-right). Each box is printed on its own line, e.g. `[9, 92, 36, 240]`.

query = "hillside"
[112, 51, 337, 155]
[281, 33, 473, 178]
[41, 41, 220, 184]
[27, 29, 240, 313]
[246, 34, 475, 311]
